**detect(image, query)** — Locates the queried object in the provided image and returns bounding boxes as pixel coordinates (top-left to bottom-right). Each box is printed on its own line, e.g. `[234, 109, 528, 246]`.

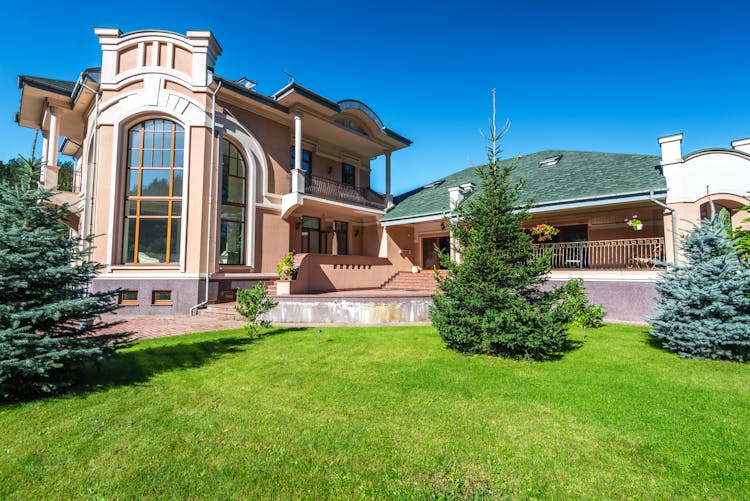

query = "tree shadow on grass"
[548, 338, 584, 361]
[71, 335, 255, 396]
[640, 329, 666, 350]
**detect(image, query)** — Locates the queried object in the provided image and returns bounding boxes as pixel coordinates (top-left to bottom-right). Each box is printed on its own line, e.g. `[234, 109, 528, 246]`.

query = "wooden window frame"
[122, 119, 184, 265]
[220, 139, 247, 265]
[152, 290, 173, 306]
[119, 290, 139, 306]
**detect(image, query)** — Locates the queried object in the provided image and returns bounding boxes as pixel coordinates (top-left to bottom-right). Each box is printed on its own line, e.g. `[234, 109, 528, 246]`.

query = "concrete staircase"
[381, 271, 445, 292]
[199, 302, 242, 320]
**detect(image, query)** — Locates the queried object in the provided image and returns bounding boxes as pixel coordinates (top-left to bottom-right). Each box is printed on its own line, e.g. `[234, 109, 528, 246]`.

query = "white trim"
[548, 271, 658, 282]
[381, 213, 444, 227]
[297, 193, 386, 215]
[95, 273, 202, 280]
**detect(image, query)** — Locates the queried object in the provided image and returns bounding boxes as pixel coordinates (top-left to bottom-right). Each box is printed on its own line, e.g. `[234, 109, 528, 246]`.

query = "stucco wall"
[220, 102, 290, 195]
[292, 254, 398, 293]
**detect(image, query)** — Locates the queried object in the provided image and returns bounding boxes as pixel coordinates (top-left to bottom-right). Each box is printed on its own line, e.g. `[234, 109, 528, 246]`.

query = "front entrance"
[422, 236, 450, 270]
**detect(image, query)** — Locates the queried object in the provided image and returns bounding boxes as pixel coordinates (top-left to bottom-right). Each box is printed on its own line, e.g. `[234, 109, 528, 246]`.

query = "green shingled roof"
[382, 150, 666, 222]
[19, 75, 77, 95]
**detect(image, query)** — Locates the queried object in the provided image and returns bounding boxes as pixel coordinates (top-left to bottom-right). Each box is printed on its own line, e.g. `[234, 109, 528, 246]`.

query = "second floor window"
[342, 163, 355, 187]
[122, 119, 184, 264]
[290, 148, 312, 174]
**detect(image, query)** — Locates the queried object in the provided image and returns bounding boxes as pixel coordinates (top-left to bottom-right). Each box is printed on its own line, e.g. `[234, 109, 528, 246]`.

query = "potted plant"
[530, 223, 560, 243]
[275, 251, 296, 295]
[625, 215, 643, 231]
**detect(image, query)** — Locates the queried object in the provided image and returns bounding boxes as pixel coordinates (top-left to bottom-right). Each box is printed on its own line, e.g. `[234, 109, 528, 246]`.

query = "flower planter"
[276, 280, 292, 296]
[635, 223, 643, 231]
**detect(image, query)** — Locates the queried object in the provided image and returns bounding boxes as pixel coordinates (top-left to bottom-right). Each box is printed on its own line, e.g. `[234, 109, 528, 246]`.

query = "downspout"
[190, 81, 222, 315]
[79, 81, 100, 251]
[649, 190, 679, 265]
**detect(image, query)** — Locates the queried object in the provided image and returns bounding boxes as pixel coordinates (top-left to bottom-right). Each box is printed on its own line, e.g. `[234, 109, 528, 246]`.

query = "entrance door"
[422, 236, 450, 270]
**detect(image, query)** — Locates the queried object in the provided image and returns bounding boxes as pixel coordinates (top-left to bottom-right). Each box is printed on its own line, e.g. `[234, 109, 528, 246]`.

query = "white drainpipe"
[190, 81, 222, 315]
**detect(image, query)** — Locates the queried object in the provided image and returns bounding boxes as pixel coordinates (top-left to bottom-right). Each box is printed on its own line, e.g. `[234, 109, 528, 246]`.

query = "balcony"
[282, 170, 386, 219]
[303, 174, 385, 209]
[532, 237, 665, 270]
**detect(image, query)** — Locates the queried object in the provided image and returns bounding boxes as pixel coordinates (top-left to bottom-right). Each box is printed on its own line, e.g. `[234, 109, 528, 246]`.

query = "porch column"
[45, 107, 60, 189]
[385, 151, 393, 208]
[291, 110, 306, 194]
[40, 131, 49, 186]
[331, 228, 339, 255]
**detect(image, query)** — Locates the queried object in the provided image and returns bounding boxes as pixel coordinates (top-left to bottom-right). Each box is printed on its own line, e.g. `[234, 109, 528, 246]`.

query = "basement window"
[152, 290, 173, 306]
[538, 154, 563, 167]
[119, 290, 138, 306]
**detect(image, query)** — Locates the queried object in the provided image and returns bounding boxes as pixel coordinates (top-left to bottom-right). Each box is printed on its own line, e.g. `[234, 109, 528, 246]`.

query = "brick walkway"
[100, 314, 245, 340]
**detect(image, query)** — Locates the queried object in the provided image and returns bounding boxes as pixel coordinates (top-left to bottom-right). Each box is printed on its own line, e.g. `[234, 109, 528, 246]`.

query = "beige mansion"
[16, 28, 750, 320]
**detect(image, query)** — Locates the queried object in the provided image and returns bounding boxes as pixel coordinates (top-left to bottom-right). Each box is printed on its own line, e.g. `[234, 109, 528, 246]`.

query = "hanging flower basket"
[530, 223, 560, 242]
[625, 215, 643, 231]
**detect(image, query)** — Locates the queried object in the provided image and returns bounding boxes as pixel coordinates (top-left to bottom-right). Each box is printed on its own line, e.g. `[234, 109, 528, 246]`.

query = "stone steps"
[381, 271, 445, 292]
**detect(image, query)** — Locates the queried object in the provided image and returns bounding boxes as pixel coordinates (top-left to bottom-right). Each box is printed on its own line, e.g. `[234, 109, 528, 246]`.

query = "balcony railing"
[52, 165, 82, 193]
[532, 237, 665, 270]
[293, 173, 386, 209]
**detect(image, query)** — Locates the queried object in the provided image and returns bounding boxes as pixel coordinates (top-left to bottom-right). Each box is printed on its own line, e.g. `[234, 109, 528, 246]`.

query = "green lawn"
[1, 325, 748, 499]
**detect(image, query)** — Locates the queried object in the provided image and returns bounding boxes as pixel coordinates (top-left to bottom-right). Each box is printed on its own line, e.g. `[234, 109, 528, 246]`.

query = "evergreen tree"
[430, 95, 589, 360]
[0, 157, 127, 400]
[650, 215, 750, 361]
[732, 196, 750, 260]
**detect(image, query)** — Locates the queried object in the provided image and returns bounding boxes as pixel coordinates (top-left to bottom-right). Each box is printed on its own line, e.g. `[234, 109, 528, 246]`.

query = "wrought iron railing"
[291, 173, 386, 209]
[532, 237, 665, 270]
[54, 165, 82, 193]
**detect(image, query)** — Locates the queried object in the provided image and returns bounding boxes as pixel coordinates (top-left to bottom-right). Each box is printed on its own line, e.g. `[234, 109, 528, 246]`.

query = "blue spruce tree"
[649, 214, 750, 361]
[0, 157, 128, 400]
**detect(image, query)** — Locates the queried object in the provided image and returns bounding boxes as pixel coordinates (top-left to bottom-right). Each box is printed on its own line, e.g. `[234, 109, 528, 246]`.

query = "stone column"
[291, 110, 305, 193]
[385, 151, 393, 208]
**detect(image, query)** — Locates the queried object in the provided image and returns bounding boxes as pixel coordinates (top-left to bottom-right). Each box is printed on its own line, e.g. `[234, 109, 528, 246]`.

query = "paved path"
[101, 314, 245, 340]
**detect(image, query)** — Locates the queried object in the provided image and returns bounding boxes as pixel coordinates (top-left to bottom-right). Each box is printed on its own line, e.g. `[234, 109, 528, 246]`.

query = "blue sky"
[2, 1, 749, 194]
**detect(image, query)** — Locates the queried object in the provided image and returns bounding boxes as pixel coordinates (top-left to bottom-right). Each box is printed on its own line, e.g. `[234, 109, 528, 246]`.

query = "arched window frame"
[120, 118, 185, 265]
[219, 137, 248, 266]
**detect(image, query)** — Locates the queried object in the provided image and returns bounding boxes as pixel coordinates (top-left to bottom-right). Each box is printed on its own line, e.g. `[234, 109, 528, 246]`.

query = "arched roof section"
[337, 100, 385, 129]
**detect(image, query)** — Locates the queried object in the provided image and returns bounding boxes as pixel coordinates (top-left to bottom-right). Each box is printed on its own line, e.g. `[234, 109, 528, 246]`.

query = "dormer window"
[423, 180, 444, 189]
[538, 154, 563, 167]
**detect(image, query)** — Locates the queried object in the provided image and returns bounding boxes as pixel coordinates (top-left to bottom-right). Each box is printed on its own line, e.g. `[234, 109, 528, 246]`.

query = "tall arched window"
[122, 119, 184, 264]
[220, 139, 247, 265]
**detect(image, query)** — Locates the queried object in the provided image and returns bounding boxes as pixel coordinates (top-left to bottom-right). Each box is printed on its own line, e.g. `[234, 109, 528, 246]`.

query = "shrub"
[235, 283, 278, 337]
[649, 214, 750, 361]
[276, 252, 295, 280]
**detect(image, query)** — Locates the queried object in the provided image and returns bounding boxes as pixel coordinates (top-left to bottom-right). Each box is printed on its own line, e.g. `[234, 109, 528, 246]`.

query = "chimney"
[731, 138, 750, 154]
[448, 186, 463, 211]
[658, 133, 684, 165]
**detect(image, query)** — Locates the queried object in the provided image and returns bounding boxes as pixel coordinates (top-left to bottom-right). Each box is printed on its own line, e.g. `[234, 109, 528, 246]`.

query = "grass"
[1, 324, 749, 499]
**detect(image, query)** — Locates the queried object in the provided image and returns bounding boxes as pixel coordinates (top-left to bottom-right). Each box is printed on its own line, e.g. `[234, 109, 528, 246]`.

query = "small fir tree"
[0, 156, 127, 400]
[235, 282, 278, 337]
[430, 93, 591, 360]
[649, 214, 750, 361]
